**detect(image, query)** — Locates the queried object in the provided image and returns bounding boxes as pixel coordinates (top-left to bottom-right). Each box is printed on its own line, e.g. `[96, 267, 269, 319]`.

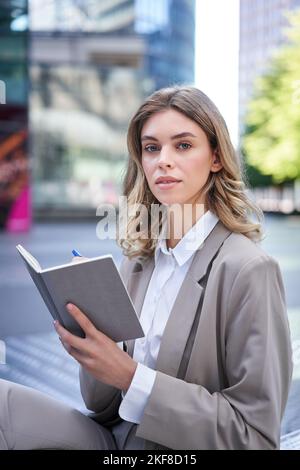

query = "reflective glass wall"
[135, 0, 195, 89]
[27, 0, 195, 214]
[30, 64, 146, 210]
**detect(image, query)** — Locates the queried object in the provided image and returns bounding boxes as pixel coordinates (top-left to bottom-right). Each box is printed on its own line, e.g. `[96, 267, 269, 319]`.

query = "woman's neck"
[166, 203, 207, 250]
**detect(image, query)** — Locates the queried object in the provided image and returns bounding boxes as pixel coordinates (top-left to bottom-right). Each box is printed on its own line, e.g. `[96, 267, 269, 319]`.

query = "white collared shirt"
[118, 210, 219, 423]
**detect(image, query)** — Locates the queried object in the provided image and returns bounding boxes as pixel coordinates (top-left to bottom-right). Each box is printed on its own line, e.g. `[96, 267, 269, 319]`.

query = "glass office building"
[0, 0, 195, 218]
[135, 0, 195, 89]
[239, 0, 300, 137]
[0, 0, 30, 230]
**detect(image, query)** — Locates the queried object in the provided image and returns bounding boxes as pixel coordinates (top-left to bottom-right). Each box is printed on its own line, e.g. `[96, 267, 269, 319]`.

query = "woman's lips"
[155, 181, 182, 190]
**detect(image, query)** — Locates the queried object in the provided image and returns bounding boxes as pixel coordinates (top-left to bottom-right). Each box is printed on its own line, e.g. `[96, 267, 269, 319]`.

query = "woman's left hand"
[54, 303, 137, 391]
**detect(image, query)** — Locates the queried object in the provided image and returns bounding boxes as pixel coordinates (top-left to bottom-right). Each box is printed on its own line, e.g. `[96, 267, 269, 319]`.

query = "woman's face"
[141, 109, 222, 207]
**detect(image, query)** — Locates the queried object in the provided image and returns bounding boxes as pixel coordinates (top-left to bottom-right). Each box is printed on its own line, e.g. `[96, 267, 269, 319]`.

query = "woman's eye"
[178, 142, 191, 150]
[144, 145, 159, 153]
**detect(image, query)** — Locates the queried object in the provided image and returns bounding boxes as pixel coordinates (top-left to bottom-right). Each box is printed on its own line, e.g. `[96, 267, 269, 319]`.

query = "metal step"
[280, 429, 300, 450]
[0, 331, 86, 411]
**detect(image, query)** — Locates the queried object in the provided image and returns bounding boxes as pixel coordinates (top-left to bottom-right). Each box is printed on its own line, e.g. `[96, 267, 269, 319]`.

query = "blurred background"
[0, 0, 300, 449]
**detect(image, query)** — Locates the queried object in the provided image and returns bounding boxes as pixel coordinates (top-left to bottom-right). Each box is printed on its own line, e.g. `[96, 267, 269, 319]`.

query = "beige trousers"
[0, 378, 141, 450]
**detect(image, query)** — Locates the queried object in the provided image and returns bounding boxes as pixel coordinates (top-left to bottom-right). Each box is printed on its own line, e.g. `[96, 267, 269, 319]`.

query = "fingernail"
[53, 320, 58, 327]
[67, 303, 73, 310]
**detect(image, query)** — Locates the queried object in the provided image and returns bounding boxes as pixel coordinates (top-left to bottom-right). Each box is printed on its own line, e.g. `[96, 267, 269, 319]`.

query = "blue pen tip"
[72, 249, 82, 257]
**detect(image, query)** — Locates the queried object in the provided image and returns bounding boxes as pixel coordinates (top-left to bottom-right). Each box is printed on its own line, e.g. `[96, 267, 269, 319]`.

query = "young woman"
[0, 86, 292, 450]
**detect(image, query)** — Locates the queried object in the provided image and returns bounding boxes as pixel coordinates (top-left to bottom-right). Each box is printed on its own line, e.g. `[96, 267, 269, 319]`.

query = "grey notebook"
[16, 245, 144, 342]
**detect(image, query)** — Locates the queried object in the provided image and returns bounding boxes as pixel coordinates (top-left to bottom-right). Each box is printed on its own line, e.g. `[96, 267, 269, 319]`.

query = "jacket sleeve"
[79, 255, 130, 424]
[136, 256, 293, 449]
[79, 367, 121, 424]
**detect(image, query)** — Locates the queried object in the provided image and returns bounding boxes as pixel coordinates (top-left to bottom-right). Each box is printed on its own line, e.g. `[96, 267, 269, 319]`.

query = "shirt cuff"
[118, 363, 156, 424]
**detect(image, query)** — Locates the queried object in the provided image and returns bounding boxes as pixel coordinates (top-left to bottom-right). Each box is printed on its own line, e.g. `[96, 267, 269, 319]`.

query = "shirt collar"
[154, 210, 219, 267]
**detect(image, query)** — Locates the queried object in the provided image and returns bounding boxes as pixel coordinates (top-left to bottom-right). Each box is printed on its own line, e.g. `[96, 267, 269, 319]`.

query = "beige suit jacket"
[79, 221, 293, 450]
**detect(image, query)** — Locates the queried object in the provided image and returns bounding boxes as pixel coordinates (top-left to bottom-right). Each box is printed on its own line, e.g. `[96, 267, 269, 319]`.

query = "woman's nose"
[157, 149, 174, 168]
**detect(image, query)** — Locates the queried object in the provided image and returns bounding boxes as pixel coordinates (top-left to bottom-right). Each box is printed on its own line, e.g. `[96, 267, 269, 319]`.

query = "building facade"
[0, 0, 194, 218]
[239, 0, 300, 137]
[0, 0, 30, 230]
[135, 0, 195, 89]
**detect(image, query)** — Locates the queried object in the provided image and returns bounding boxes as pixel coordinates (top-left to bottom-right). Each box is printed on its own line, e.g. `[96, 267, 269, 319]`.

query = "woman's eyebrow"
[141, 132, 197, 142]
[141, 135, 158, 142]
[171, 132, 197, 140]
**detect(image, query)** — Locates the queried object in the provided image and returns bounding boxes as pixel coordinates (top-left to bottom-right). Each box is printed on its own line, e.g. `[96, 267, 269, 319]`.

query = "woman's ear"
[211, 151, 223, 173]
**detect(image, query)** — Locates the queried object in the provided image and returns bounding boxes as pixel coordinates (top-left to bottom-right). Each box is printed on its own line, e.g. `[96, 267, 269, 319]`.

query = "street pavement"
[0, 214, 299, 443]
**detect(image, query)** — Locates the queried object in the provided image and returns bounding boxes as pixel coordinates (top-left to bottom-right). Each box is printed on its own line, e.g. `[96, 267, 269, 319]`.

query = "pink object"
[6, 185, 32, 232]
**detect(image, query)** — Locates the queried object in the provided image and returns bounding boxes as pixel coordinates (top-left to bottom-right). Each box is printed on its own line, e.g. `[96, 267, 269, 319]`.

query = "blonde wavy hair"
[118, 86, 264, 259]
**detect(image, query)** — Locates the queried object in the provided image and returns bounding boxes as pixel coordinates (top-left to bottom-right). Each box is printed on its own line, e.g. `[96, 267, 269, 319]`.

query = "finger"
[58, 336, 90, 365]
[66, 303, 98, 338]
[59, 337, 72, 354]
[54, 320, 88, 352]
[67, 346, 90, 366]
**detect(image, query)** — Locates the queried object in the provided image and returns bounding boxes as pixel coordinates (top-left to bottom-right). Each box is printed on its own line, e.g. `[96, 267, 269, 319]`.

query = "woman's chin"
[152, 189, 188, 206]
[156, 197, 185, 206]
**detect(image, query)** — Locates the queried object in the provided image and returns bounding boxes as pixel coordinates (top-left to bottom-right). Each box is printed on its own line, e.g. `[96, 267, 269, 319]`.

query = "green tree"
[242, 10, 300, 184]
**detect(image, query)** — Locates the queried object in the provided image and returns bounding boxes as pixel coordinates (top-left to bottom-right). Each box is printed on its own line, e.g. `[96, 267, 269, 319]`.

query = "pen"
[72, 249, 82, 257]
